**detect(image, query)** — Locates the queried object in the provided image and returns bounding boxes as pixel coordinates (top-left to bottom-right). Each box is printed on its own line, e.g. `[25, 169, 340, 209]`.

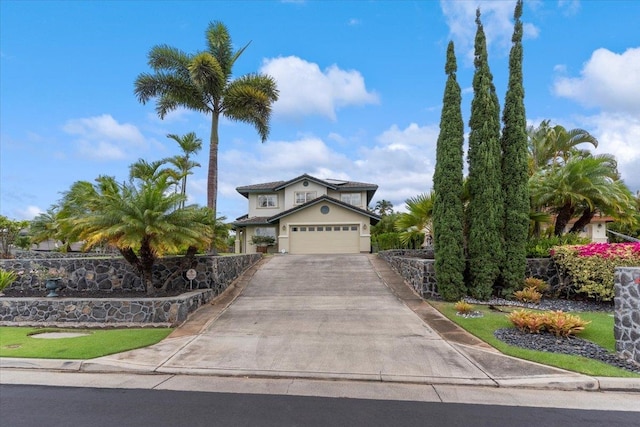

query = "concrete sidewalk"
[2, 254, 639, 394]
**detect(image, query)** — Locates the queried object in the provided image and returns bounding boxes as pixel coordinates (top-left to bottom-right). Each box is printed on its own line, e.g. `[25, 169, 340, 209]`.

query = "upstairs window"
[257, 194, 278, 208]
[295, 191, 317, 205]
[340, 193, 362, 206]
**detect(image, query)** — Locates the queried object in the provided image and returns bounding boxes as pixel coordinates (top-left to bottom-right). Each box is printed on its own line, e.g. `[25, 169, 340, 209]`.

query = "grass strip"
[0, 327, 172, 359]
[430, 302, 640, 378]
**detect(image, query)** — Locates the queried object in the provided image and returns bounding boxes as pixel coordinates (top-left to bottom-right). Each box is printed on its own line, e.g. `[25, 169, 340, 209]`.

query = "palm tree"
[129, 158, 178, 187]
[530, 154, 635, 236]
[29, 208, 70, 251]
[134, 21, 279, 217]
[527, 120, 598, 175]
[71, 174, 215, 295]
[395, 193, 435, 248]
[374, 200, 394, 217]
[166, 132, 202, 208]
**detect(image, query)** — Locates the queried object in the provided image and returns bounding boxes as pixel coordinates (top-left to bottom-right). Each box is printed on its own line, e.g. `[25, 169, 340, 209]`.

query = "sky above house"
[1, 0, 639, 222]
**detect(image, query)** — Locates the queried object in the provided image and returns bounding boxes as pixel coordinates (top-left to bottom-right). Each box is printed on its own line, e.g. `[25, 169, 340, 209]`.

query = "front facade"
[232, 174, 380, 255]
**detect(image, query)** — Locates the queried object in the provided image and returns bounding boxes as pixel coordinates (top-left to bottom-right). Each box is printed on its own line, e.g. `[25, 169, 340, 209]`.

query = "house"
[564, 216, 612, 243]
[232, 174, 380, 254]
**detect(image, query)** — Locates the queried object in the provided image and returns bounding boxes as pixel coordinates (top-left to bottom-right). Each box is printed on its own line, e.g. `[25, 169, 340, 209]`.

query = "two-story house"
[232, 174, 381, 254]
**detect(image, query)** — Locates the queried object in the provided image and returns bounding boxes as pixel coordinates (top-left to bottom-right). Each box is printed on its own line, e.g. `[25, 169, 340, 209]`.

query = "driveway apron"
[154, 255, 494, 384]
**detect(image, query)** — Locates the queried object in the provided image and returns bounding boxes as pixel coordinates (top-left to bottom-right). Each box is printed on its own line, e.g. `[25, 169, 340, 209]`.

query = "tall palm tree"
[166, 132, 202, 208]
[72, 175, 215, 295]
[134, 21, 279, 217]
[395, 193, 435, 247]
[374, 200, 394, 217]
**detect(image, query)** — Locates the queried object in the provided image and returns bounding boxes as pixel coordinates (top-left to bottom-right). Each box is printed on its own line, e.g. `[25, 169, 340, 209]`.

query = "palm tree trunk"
[208, 112, 219, 215]
[569, 207, 596, 234]
[553, 202, 575, 236]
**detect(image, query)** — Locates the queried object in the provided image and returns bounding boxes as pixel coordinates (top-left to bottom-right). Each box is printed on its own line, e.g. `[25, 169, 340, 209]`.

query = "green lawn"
[0, 327, 173, 359]
[430, 302, 640, 378]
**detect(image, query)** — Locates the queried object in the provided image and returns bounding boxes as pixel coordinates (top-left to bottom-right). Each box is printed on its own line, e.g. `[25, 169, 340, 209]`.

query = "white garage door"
[289, 224, 360, 254]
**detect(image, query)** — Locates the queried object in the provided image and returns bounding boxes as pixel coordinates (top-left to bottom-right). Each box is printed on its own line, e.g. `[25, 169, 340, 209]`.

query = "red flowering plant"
[551, 243, 640, 301]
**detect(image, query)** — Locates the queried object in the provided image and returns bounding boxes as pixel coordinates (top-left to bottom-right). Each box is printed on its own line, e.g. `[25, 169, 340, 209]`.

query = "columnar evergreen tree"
[500, 0, 529, 295]
[433, 41, 466, 301]
[467, 9, 504, 299]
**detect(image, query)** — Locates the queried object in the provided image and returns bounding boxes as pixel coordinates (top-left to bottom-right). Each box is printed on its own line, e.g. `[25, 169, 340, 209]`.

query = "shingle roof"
[231, 216, 272, 227]
[236, 174, 378, 201]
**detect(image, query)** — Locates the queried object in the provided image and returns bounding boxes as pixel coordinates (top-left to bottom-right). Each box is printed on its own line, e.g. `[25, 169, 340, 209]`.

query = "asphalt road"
[2, 384, 637, 427]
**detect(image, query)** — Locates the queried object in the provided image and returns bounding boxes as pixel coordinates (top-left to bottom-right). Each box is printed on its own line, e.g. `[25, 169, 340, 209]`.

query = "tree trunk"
[553, 202, 575, 236]
[207, 112, 219, 215]
[138, 237, 157, 295]
[569, 207, 596, 234]
[160, 246, 198, 291]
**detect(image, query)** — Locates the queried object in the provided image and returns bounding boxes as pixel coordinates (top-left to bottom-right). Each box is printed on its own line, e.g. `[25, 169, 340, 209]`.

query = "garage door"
[289, 224, 359, 254]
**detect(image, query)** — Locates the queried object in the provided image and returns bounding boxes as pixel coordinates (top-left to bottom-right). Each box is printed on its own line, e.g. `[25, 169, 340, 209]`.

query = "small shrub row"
[526, 234, 589, 258]
[507, 309, 590, 337]
[551, 242, 640, 301]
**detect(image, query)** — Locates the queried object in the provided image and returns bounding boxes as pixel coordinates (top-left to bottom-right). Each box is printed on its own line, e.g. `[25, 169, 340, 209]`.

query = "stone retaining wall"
[0, 290, 215, 327]
[378, 250, 559, 298]
[614, 267, 640, 365]
[0, 254, 261, 294]
[0, 254, 261, 326]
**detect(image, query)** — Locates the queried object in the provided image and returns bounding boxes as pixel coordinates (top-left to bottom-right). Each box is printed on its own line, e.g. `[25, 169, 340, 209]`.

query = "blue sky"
[2, 0, 639, 222]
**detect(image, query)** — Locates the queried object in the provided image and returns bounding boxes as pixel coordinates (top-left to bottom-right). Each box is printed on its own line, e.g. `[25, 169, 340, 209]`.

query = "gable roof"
[236, 173, 378, 203]
[268, 195, 381, 224]
[231, 195, 381, 228]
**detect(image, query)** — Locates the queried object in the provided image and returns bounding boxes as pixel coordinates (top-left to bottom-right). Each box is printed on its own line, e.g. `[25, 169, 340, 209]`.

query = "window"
[340, 193, 362, 206]
[254, 227, 276, 238]
[295, 191, 317, 205]
[257, 194, 277, 208]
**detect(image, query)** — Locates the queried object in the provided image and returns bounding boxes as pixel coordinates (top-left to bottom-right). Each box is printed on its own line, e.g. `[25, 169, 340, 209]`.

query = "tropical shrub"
[551, 242, 640, 301]
[507, 309, 590, 337]
[542, 311, 590, 337]
[0, 269, 18, 293]
[523, 277, 550, 293]
[454, 300, 474, 314]
[526, 234, 589, 258]
[507, 309, 546, 334]
[513, 286, 542, 303]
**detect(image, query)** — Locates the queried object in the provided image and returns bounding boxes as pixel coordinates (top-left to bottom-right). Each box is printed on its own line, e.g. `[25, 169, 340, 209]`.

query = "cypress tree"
[433, 41, 466, 301]
[501, 0, 529, 295]
[467, 9, 503, 299]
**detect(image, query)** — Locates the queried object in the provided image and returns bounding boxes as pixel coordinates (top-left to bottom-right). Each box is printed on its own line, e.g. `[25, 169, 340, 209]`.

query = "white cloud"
[15, 205, 44, 221]
[217, 123, 439, 218]
[558, 0, 581, 16]
[583, 113, 640, 192]
[348, 18, 361, 26]
[440, 0, 540, 62]
[260, 56, 379, 120]
[553, 47, 640, 114]
[62, 114, 149, 161]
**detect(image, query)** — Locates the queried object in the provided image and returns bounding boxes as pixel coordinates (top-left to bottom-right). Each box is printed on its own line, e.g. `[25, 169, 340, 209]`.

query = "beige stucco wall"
[247, 193, 284, 218]
[282, 181, 328, 210]
[276, 202, 372, 253]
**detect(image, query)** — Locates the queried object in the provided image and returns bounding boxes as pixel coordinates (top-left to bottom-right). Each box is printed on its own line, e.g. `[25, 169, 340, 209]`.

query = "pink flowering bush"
[551, 243, 640, 301]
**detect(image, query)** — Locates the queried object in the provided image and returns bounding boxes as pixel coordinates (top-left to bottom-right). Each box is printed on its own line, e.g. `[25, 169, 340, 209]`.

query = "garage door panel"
[290, 224, 359, 254]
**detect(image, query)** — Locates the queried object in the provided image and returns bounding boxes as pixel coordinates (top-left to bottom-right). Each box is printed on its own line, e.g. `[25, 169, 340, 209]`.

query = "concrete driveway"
[155, 254, 495, 383]
[80, 254, 592, 388]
